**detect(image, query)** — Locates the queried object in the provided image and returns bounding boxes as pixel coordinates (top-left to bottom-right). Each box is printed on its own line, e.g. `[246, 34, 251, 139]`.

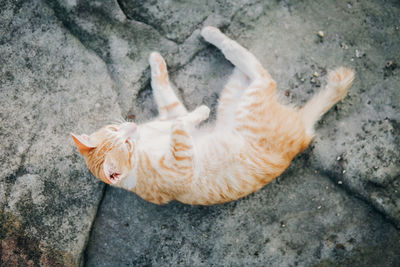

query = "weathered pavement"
[1, 0, 399, 266]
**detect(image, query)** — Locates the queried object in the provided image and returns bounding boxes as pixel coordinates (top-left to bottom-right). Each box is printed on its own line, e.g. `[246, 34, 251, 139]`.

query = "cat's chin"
[107, 177, 121, 184]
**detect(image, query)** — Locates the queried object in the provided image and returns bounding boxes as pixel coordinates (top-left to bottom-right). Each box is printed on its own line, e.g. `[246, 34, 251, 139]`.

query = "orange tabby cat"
[72, 26, 355, 205]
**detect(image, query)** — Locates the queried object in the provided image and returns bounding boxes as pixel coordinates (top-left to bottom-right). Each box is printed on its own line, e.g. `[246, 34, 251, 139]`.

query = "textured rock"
[85, 0, 400, 265]
[224, 0, 400, 227]
[1, 0, 400, 266]
[86, 157, 400, 266]
[0, 1, 119, 265]
[116, 0, 251, 43]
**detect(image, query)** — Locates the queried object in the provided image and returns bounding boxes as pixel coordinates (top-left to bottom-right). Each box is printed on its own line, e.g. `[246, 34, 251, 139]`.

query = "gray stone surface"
[86, 157, 400, 266]
[0, 1, 119, 265]
[1, 0, 399, 266]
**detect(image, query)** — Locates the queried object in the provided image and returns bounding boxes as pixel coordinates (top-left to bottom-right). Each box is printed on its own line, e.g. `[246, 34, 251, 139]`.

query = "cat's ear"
[103, 156, 122, 184]
[71, 133, 96, 155]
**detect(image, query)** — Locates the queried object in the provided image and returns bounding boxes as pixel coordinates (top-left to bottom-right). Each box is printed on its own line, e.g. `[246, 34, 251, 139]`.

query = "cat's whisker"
[107, 116, 127, 125]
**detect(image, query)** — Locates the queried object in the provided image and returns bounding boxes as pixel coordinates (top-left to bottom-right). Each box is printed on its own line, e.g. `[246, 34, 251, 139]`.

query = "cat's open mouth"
[105, 172, 121, 185]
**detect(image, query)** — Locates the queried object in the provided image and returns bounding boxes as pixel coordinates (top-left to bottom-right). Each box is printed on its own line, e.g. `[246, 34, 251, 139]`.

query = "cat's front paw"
[183, 105, 210, 125]
[201, 26, 225, 45]
[194, 105, 210, 122]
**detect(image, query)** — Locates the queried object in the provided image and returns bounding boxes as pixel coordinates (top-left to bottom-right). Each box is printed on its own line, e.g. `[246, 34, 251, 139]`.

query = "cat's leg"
[201, 26, 271, 81]
[149, 52, 188, 120]
[160, 105, 209, 180]
[216, 68, 250, 128]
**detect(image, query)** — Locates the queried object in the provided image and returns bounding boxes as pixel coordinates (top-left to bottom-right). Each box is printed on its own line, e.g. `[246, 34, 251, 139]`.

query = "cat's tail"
[299, 67, 355, 136]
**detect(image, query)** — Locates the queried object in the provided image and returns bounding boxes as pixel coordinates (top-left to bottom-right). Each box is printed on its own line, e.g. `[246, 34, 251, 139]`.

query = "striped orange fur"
[71, 27, 355, 205]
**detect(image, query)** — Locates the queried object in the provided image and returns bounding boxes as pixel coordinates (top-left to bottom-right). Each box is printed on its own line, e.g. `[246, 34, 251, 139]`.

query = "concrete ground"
[1, 0, 399, 266]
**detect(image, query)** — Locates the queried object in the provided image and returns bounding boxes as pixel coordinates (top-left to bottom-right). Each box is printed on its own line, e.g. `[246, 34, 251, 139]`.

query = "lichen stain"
[0, 209, 76, 267]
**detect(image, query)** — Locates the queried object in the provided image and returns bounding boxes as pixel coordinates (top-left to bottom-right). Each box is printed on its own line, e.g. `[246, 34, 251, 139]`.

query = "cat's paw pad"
[201, 26, 224, 44]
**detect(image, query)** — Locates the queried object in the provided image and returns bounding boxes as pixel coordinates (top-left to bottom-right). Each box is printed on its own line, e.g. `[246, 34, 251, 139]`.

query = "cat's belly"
[179, 132, 290, 205]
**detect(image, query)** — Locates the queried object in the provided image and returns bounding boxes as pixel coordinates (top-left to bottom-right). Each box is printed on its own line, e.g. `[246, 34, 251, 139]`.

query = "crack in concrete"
[114, 0, 179, 44]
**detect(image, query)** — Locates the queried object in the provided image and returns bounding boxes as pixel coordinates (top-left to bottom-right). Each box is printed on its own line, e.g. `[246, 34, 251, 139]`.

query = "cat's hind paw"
[149, 52, 168, 84]
[327, 67, 355, 101]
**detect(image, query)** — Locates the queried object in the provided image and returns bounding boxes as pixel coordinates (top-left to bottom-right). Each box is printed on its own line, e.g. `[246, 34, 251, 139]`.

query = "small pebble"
[350, 58, 354, 62]
[317, 205, 322, 210]
[281, 221, 286, 228]
[310, 77, 316, 84]
[342, 170, 346, 174]
[336, 156, 341, 161]
[340, 42, 349, 49]
[385, 61, 396, 70]
[338, 180, 343, 185]
[325, 186, 329, 190]
[314, 170, 318, 174]
[313, 72, 319, 77]
[317, 31, 324, 38]
[355, 49, 364, 58]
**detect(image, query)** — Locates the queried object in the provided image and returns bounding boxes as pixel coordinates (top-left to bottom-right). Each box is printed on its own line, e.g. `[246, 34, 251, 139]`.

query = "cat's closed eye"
[108, 126, 118, 132]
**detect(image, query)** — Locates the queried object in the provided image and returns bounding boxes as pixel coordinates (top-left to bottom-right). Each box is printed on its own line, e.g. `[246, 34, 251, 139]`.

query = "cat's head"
[71, 122, 137, 185]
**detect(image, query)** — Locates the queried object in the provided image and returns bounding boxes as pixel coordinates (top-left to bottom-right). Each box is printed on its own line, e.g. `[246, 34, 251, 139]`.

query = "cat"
[71, 26, 355, 205]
